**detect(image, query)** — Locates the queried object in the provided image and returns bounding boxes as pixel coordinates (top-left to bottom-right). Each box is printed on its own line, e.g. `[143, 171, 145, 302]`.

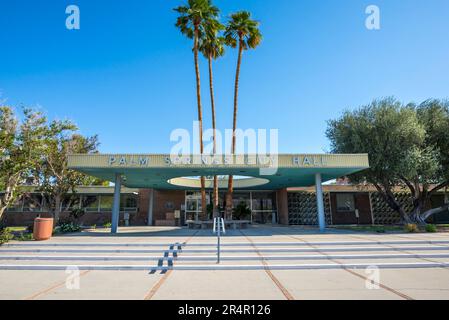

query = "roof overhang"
[68, 154, 370, 190]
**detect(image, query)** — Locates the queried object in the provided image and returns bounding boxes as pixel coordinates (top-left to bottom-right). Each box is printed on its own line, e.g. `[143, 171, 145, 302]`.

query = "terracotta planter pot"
[33, 218, 54, 241]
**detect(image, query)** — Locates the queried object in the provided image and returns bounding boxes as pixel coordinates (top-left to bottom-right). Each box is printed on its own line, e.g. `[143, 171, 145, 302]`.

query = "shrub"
[405, 223, 419, 233]
[0, 228, 14, 245]
[374, 226, 386, 233]
[425, 224, 437, 233]
[58, 222, 81, 234]
[103, 222, 112, 228]
[15, 232, 34, 242]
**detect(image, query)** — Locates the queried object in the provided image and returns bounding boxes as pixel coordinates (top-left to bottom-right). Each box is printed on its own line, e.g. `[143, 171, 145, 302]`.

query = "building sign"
[108, 156, 150, 167]
[292, 156, 328, 167]
[105, 155, 330, 168]
[68, 153, 369, 173]
[164, 155, 277, 167]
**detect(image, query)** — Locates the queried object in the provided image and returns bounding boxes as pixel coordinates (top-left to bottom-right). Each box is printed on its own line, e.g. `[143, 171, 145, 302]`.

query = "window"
[6, 198, 23, 212]
[61, 195, 82, 212]
[100, 195, 113, 211]
[82, 195, 100, 212]
[252, 192, 276, 211]
[23, 195, 43, 212]
[185, 192, 210, 212]
[232, 192, 251, 209]
[121, 194, 138, 212]
[336, 193, 355, 212]
[186, 199, 198, 211]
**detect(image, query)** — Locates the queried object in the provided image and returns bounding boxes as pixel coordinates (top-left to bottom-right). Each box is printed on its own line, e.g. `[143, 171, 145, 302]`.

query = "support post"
[276, 189, 289, 225]
[111, 173, 122, 234]
[315, 173, 326, 232]
[147, 189, 154, 226]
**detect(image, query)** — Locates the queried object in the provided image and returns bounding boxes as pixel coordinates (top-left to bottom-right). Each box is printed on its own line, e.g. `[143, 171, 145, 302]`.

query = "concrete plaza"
[1, 226, 449, 300]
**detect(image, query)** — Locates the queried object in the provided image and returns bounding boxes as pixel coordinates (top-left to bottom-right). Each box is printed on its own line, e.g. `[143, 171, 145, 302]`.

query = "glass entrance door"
[184, 190, 277, 224]
[251, 192, 277, 224]
[185, 191, 210, 222]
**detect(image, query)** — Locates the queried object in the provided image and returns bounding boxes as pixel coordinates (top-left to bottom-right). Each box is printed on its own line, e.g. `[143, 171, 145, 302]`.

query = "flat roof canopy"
[68, 154, 369, 190]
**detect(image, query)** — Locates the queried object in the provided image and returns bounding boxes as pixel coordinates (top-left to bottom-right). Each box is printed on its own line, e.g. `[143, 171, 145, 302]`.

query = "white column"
[111, 173, 122, 234]
[315, 173, 326, 232]
[147, 189, 154, 226]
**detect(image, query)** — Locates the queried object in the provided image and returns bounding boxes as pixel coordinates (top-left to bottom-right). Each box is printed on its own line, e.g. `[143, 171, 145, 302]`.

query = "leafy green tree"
[408, 100, 449, 222]
[224, 11, 262, 219]
[174, 0, 220, 220]
[199, 17, 225, 217]
[0, 106, 47, 225]
[1, 105, 104, 225]
[30, 121, 103, 224]
[326, 97, 449, 224]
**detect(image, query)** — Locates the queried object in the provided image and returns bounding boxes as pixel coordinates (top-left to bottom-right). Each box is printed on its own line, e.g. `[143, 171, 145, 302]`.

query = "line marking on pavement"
[347, 234, 449, 272]
[143, 230, 199, 300]
[239, 230, 295, 301]
[3, 253, 449, 262]
[144, 269, 173, 300]
[1, 262, 448, 271]
[392, 234, 449, 249]
[341, 268, 413, 300]
[282, 233, 414, 300]
[5, 245, 448, 254]
[7, 240, 449, 247]
[24, 270, 91, 300]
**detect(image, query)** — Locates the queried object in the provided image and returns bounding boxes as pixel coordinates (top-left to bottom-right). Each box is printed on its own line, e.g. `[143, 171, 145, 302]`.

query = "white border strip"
[1, 253, 449, 261]
[0, 262, 448, 271]
[2, 246, 449, 254]
[4, 240, 449, 247]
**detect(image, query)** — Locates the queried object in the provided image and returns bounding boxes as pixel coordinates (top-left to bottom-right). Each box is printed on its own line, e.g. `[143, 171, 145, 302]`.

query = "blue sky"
[1, 0, 449, 154]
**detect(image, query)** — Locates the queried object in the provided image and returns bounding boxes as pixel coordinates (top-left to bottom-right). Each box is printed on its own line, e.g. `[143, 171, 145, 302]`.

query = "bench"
[187, 220, 251, 230]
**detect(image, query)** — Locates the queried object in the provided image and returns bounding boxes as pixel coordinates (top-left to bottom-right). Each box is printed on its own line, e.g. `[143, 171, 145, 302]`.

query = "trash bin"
[33, 218, 54, 241]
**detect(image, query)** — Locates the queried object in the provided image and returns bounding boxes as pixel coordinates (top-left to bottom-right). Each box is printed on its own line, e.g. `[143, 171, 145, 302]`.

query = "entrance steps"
[1, 239, 449, 271]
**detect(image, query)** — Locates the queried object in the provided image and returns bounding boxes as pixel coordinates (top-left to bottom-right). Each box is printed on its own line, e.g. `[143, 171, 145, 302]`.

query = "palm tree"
[199, 19, 225, 218]
[224, 11, 262, 219]
[174, 0, 219, 220]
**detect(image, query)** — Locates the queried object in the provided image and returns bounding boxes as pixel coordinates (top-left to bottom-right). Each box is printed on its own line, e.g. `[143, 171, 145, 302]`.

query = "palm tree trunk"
[226, 40, 244, 220]
[193, 24, 207, 221]
[208, 55, 219, 218]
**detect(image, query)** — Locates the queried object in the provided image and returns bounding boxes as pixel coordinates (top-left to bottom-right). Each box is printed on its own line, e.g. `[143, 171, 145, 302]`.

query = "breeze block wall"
[370, 192, 414, 225]
[287, 192, 332, 225]
[287, 190, 417, 226]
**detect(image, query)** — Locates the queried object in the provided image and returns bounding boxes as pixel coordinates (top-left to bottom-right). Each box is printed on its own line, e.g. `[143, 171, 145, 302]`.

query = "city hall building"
[3, 154, 449, 231]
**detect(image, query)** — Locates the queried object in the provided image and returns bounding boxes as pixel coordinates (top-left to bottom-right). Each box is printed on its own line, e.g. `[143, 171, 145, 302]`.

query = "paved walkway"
[1, 226, 449, 300]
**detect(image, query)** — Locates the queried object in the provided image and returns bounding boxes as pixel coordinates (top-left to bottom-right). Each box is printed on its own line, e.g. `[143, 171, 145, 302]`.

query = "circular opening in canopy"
[167, 175, 270, 189]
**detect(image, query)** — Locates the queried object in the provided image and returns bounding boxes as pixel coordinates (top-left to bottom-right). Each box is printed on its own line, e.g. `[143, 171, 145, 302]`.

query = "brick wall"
[152, 190, 185, 223]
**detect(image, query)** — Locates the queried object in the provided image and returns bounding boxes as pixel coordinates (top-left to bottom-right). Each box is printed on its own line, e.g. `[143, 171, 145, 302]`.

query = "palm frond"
[174, 0, 221, 39]
[224, 11, 262, 51]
